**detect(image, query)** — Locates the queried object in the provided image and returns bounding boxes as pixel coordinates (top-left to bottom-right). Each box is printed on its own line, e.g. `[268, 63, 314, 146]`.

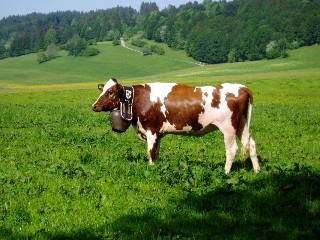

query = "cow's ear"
[98, 84, 104, 91]
[117, 83, 123, 91]
[117, 83, 123, 96]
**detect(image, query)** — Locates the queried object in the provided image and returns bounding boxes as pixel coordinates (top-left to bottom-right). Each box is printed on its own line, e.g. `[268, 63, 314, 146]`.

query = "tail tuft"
[241, 144, 250, 161]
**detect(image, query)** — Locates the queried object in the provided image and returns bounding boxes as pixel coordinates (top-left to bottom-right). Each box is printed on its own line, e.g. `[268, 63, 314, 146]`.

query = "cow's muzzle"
[92, 104, 101, 112]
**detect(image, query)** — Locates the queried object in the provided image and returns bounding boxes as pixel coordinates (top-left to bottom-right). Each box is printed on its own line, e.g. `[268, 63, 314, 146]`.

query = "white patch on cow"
[217, 84, 245, 127]
[215, 83, 244, 117]
[146, 130, 157, 151]
[160, 120, 193, 134]
[197, 85, 238, 130]
[146, 130, 158, 165]
[148, 83, 176, 103]
[200, 86, 214, 107]
[136, 119, 146, 134]
[221, 83, 244, 97]
[102, 79, 117, 95]
[160, 103, 167, 116]
[181, 125, 193, 132]
[93, 79, 117, 106]
[198, 86, 216, 126]
[159, 120, 171, 133]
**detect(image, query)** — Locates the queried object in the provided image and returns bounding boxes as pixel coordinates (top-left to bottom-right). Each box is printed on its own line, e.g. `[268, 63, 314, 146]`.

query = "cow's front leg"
[146, 130, 161, 165]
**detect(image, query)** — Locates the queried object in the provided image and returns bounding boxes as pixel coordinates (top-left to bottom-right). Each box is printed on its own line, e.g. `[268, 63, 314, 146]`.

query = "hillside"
[0, 42, 197, 91]
[0, 44, 319, 92]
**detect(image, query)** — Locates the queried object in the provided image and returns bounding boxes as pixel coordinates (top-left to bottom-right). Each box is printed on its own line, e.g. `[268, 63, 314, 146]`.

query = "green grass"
[0, 45, 320, 239]
[136, 45, 320, 82]
[0, 42, 195, 88]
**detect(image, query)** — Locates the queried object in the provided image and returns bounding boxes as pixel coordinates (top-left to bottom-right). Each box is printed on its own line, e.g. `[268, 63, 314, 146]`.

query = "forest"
[0, 0, 319, 64]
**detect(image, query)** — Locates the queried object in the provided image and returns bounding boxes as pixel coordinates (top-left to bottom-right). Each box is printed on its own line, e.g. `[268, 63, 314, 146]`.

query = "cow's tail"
[241, 88, 253, 161]
[246, 90, 253, 134]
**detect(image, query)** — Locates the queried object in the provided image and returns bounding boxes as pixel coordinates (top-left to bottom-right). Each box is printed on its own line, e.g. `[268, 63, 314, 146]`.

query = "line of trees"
[0, 0, 319, 63]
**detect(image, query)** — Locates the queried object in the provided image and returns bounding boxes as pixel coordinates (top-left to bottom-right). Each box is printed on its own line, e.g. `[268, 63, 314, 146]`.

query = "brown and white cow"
[92, 78, 260, 174]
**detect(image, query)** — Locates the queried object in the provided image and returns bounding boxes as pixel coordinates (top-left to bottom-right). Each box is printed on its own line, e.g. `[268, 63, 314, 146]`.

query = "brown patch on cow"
[164, 85, 204, 131]
[226, 87, 251, 129]
[212, 85, 223, 108]
[132, 85, 166, 136]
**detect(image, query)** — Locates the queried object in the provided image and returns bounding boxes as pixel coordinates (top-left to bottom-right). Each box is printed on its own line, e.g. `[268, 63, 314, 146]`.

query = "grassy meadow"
[0, 44, 320, 239]
[0, 42, 195, 90]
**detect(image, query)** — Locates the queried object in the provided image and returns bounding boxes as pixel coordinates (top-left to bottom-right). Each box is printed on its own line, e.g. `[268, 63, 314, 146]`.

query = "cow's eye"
[107, 91, 114, 97]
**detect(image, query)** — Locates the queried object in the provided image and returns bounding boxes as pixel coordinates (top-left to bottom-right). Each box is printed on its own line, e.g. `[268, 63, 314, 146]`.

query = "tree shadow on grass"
[3, 167, 320, 240]
[106, 168, 320, 239]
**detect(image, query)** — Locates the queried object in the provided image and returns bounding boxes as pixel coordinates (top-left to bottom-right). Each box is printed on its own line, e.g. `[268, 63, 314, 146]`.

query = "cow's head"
[92, 78, 123, 112]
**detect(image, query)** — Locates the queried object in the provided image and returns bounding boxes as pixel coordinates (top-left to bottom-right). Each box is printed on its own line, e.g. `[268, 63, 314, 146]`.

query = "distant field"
[139, 45, 320, 81]
[0, 42, 195, 90]
[0, 45, 319, 239]
[1, 43, 319, 92]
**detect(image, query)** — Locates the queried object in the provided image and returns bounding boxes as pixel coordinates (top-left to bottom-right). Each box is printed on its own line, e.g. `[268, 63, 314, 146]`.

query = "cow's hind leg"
[248, 137, 260, 173]
[237, 116, 250, 161]
[223, 131, 238, 174]
[146, 130, 161, 165]
[237, 116, 260, 173]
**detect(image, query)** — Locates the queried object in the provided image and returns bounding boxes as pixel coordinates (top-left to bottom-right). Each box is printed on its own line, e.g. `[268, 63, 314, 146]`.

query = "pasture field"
[0, 42, 195, 90]
[0, 45, 320, 239]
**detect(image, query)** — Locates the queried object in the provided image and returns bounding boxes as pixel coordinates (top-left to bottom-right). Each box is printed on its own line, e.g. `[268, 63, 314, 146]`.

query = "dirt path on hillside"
[120, 37, 143, 54]
[120, 37, 204, 67]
